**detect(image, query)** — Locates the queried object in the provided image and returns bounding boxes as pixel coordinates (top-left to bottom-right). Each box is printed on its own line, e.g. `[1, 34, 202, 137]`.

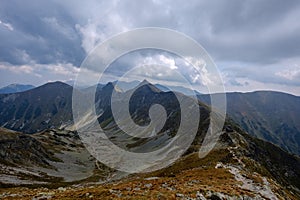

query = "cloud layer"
[0, 0, 300, 95]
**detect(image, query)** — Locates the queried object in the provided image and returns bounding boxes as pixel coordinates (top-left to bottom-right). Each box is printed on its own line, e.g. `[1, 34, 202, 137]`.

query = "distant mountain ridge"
[198, 91, 300, 155]
[0, 84, 35, 94]
[91, 80, 202, 96]
[155, 83, 201, 96]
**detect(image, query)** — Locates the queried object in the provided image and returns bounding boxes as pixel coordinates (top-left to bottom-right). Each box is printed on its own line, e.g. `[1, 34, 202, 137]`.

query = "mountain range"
[0, 84, 35, 94]
[1, 81, 299, 156]
[0, 81, 300, 199]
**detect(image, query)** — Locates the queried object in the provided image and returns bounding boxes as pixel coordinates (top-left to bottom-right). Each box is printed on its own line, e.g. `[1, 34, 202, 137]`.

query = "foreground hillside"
[0, 124, 300, 199]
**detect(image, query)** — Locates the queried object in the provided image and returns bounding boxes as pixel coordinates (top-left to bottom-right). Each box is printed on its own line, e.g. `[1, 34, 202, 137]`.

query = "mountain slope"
[0, 82, 73, 133]
[0, 127, 111, 187]
[0, 84, 35, 94]
[198, 91, 300, 155]
[0, 127, 55, 168]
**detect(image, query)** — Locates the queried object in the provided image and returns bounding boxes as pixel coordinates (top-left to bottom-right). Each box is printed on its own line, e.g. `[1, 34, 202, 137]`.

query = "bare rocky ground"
[0, 167, 283, 199]
[0, 128, 101, 186]
[1, 127, 300, 199]
[0, 150, 298, 200]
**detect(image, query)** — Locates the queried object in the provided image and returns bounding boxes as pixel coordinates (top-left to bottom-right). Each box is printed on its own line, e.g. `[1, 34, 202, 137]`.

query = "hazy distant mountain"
[82, 83, 106, 94]
[104, 80, 202, 96]
[64, 80, 76, 86]
[78, 80, 203, 98]
[0, 84, 35, 94]
[64, 80, 91, 90]
[110, 80, 202, 96]
[155, 84, 201, 96]
[112, 80, 140, 91]
[198, 91, 300, 155]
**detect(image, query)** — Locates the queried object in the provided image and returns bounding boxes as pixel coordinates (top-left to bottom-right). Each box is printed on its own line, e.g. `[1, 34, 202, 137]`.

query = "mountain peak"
[136, 79, 161, 93]
[45, 81, 70, 86]
[35, 81, 72, 91]
[140, 79, 150, 85]
[102, 82, 123, 93]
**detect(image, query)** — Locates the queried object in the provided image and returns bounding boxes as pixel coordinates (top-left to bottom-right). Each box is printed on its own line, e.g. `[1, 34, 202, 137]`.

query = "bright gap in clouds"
[97, 49, 214, 94]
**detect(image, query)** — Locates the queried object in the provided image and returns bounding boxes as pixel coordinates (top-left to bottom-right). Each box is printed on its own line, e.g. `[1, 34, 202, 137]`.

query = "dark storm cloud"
[0, 0, 300, 94]
[0, 0, 85, 66]
[113, 0, 300, 64]
[1, 0, 300, 65]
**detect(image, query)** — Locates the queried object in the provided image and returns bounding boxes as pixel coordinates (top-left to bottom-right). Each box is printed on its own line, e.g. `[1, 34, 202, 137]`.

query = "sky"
[0, 0, 300, 95]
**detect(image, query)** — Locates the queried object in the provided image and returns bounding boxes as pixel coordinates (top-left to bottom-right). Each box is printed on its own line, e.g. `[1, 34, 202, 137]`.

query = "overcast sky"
[0, 0, 300, 95]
